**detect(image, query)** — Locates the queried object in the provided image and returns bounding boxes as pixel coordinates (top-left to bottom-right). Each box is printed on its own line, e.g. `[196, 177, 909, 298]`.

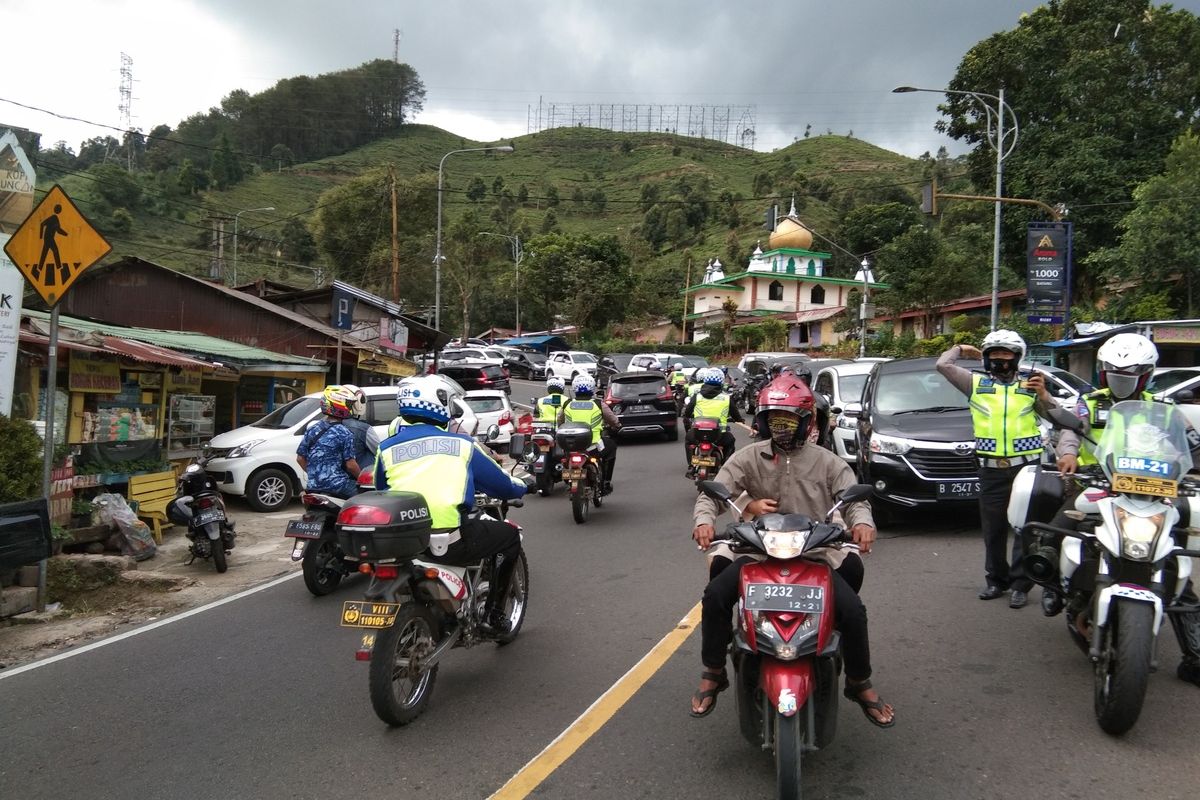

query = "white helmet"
[573, 374, 596, 396]
[341, 383, 366, 417]
[1097, 333, 1158, 399]
[981, 329, 1027, 361]
[673, 362, 684, 370]
[396, 378, 451, 426]
[701, 368, 724, 386]
[546, 376, 566, 393]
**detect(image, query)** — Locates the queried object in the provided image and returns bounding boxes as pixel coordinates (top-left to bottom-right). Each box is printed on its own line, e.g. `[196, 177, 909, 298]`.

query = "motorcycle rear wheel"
[536, 472, 552, 497]
[773, 709, 803, 800]
[369, 603, 439, 727]
[302, 534, 343, 596]
[571, 483, 590, 524]
[212, 536, 228, 573]
[492, 551, 530, 647]
[1094, 598, 1154, 736]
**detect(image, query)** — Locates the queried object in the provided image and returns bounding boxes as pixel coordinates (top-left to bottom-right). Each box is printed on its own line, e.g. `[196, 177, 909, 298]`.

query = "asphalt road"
[3, 379, 1198, 799]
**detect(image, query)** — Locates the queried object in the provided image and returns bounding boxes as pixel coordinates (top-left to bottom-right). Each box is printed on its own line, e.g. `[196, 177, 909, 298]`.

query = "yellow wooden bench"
[128, 471, 177, 544]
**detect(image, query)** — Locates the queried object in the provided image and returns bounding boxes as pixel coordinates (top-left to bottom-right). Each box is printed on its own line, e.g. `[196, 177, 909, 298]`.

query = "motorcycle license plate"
[1112, 473, 1177, 498]
[936, 480, 980, 499]
[692, 456, 718, 467]
[563, 468, 584, 480]
[340, 601, 401, 628]
[195, 507, 226, 526]
[284, 518, 324, 539]
[744, 583, 825, 614]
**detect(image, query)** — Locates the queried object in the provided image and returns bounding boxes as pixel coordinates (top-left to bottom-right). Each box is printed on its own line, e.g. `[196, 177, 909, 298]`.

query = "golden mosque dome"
[768, 215, 813, 251]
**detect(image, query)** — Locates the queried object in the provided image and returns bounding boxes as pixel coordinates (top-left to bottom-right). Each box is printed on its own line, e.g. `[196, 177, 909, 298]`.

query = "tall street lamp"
[434, 145, 514, 332]
[854, 258, 876, 358]
[893, 85, 1018, 330]
[232, 206, 275, 286]
[479, 231, 523, 335]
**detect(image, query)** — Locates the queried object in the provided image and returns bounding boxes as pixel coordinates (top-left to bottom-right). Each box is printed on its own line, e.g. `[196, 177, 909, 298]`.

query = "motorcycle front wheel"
[1094, 598, 1154, 736]
[302, 534, 343, 596]
[492, 551, 530, 647]
[773, 709, 803, 800]
[571, 481, 589, 524]
[369, 603, 439, 727]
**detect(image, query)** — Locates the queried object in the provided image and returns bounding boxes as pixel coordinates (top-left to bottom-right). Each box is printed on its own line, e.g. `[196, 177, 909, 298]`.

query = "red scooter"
[686, 417, 724, 485]
[698, 480, 874, 800]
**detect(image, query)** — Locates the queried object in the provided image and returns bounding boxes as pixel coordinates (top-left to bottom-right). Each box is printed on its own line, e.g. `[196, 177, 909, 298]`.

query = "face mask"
[767, 411, 803, 451]
[989, 359, 1017, 381]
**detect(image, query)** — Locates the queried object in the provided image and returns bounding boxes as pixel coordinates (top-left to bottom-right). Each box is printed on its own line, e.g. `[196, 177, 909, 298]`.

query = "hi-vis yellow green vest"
[1078, 389, 1155, 467]
[694, 393, 731, 431]
[536, 394, 563, 424]
[669, 370, 688, 386]
[563, 399, 603, 445]
[969, 373, 1043, 458]
[688, 383, 702, 397]
[378, 432, 471, 529]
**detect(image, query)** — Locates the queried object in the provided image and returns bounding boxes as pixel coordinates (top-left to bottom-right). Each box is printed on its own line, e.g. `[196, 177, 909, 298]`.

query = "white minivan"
[202, 378, 478, 512]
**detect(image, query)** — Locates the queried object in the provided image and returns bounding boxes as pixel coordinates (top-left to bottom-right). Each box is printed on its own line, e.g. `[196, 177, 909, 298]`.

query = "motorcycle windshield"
[1095, 400, 1193, 486]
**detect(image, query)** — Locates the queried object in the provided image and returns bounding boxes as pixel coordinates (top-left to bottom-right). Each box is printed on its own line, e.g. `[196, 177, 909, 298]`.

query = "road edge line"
[489, 601, 702, 799]
[0, 571, 301, 681]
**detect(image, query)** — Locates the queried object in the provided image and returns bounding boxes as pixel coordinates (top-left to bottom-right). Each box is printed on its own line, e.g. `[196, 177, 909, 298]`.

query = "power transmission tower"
[393, 28, 402, 62]
[116, 52, 135, 169]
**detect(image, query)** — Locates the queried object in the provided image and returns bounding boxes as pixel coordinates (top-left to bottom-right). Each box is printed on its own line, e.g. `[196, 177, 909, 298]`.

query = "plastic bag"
[90, 493, 157, 561]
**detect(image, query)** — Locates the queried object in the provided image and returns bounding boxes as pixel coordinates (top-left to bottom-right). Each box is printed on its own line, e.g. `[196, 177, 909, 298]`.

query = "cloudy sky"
[5, 0, 1200, 158]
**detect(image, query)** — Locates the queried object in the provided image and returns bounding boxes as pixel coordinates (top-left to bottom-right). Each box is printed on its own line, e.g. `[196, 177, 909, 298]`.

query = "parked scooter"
[686, 417, 725, 485]
[556, 422, 605, 524]
[168, 462, 236, 573]
[337, 435, 531, 727]
[698, 479, 874, 799]
[1012, 401, 1200, 736]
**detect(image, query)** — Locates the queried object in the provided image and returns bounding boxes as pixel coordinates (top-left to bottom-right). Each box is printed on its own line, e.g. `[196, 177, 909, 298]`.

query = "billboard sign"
[0, 127, 35, 416]
[1026, 221, 1071, 324]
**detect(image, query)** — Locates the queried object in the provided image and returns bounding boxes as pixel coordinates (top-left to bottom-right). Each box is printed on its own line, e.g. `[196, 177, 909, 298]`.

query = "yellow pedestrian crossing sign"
[3, 184, 111, 307]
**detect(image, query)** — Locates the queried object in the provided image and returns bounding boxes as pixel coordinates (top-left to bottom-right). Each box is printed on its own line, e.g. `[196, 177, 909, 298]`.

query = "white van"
[202, 378, 477, 512]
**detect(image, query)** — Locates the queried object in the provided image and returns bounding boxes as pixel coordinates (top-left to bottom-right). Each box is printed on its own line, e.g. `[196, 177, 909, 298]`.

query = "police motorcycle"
[686, 417, 725, 485]
[167, 460, 236, 573]
[1012, 400, 1200, 735]
[556, 423, 606, 525]
[697, 480, 873, 799]
[336, 431, 531, 727]
[528, 395, 565, 497]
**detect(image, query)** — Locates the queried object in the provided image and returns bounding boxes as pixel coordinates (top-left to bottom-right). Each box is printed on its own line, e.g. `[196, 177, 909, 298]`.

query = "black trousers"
[438, 516, 522, 612]
[701, 555, 871, 680]
[600, 433, 617, 483]
[979, 465, 1032, 592]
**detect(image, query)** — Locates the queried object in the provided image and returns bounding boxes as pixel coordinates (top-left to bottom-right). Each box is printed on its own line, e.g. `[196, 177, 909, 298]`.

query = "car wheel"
[245, 467, 294, 512]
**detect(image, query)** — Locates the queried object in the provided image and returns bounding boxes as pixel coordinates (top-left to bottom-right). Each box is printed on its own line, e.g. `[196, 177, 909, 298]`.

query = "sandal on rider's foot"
[689, 669, 729, 718]
[843, 679, 895, 729]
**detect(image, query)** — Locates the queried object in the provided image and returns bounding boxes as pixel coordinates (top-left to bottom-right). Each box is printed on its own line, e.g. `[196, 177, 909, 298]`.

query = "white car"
[814, 361, 878, 464]
[546, 350, 599, 383]
[627, 353, 683, 374]
[1151, 367, 1200, 430]
[441, 347, 504, 366]
[463, 390, 518, 447]
[736, 351, 799, 374]
[203, 377, 478, 512]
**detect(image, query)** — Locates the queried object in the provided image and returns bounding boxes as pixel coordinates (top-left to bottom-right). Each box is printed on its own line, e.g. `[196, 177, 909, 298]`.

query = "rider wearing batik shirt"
[296, 386, 362, 499]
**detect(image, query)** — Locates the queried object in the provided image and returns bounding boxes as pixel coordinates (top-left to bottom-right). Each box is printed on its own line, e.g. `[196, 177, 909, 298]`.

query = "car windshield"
[251, 397, 320, 429]
[525, 352, 547, 363]
[605, 354, 634, 370]
[1150, 369, 1198, 393]
[874, 370, 967, 415]
[465, 396, 506, 413]
[840, 374, 868, 403]
[573, 353, 597, 363]
[611, 376, 666, 398]
[684, 356, 709, 368]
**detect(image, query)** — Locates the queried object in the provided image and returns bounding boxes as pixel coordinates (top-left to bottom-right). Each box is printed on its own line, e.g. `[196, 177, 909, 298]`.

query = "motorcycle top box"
[692, 417, 721, 442]
[555, 423, 594, 452]
[336, 491, 434, 562]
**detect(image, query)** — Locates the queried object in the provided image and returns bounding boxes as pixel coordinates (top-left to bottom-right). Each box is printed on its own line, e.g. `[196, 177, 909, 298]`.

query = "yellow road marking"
[489, 602, 702, 799]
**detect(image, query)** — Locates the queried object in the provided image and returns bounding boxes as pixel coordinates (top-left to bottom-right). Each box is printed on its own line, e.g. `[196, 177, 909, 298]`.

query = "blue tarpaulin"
[500, 335, 569, 353]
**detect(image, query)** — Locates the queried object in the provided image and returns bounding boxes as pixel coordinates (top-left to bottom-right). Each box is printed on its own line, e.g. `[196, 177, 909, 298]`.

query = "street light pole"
[479, 231, 523, 335]
[855, 258, 874, 358]
[893, 86, 1018, 330]
[434, 145, 514, 332]
[232, 206, 275, 286]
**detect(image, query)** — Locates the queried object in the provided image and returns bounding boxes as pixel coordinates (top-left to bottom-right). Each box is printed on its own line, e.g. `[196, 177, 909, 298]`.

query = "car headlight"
[1116, 507, 1165, 559]
[760, 530, 808, 559]
[869, 433, 914, 455]
[226, 439, 265, 458]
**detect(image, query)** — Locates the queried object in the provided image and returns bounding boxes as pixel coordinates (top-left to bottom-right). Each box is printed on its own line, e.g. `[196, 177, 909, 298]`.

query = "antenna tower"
[118, 52, 134, 169]
[393, 29, 402, 62]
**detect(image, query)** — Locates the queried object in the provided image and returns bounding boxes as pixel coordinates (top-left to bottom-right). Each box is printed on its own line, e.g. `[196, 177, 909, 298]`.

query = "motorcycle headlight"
[760, 530, 808, 559]
[227, 439, 265, 458]
[1115, 507, 1166, 560]
[869, 433, 913, 455]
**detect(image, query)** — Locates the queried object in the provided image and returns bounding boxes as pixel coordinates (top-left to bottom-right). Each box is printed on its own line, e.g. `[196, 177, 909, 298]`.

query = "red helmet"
[755, 376, 815, 449]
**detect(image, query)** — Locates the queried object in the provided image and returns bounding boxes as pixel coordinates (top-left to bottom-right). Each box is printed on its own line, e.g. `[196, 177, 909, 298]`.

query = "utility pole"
[390, 165, 400, 303]
[681, 255, 693, 344]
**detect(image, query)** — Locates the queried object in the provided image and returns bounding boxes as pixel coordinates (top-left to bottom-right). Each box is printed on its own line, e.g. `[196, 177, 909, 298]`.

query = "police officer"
[558, 374, 621, 495]
[668, 362, 689, 388]
[535, 376, 568, 427]
[939, 331, 1054, 608]
[682, 368, 742, 466]
[374, 384, 530, 635]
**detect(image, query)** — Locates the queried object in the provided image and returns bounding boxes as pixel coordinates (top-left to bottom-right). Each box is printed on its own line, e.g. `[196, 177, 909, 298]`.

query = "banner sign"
[379, 315, 409, 355]
[1026, 221, 1071, 325]
[331, 287, 356, 331]
[0, 127, 35, 415]
[166, 368, 204, 393]
[69, 352, 122, 393]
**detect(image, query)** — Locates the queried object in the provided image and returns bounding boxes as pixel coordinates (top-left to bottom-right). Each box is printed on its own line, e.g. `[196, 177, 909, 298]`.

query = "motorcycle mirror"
[508, 433, 527, 458]
[838, 484, 874, 505]
[698, 480, 733, 504]
[1047, 406, 1085, 433]
[485, 424, 501, 442]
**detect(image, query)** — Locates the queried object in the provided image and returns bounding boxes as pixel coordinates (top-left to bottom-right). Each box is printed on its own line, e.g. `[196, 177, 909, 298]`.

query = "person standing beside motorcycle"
[938, 331, 1054, 609]
[536, 376, 568, 426]
[689, 376, 894, 727]
[296, 386, 363, 500]
[339, 384, 380, 470]
[682, 368, 743, 467]
[1049, 333, 1200, 687]
[558, 374, 621, 495]
[374, 386, 530, 635]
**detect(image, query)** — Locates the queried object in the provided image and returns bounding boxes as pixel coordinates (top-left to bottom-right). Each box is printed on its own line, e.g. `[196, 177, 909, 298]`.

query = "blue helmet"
[396, 379, 450, 426]
[702, 368, 724, 386]
[573, 374, 596, 397]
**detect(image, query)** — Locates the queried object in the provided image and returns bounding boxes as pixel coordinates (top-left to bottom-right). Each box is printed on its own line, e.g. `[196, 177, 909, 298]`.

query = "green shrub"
[0, 415, 45, 503]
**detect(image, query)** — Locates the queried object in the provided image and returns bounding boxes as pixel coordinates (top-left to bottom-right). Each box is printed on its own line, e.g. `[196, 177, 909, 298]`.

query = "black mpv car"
[604, 372, 679, 441]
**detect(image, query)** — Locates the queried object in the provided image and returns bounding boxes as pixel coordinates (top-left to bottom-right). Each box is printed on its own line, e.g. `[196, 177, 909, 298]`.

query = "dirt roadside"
[0, 497, 301, 671]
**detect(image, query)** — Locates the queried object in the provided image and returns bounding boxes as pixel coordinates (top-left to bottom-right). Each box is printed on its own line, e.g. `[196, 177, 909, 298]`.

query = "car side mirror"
[1177, 390, 1195, 404]
[840, 401, 863, 418]
[451, 405, 465, 419]
[508, 433, 527, 458]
